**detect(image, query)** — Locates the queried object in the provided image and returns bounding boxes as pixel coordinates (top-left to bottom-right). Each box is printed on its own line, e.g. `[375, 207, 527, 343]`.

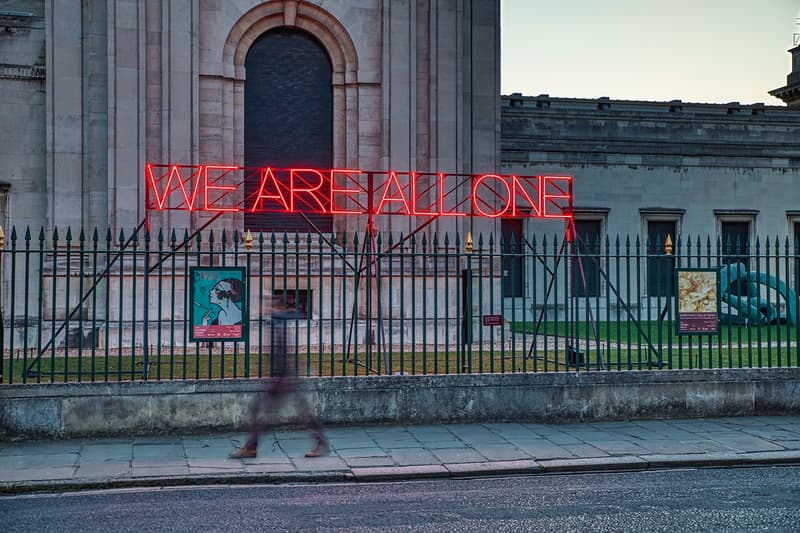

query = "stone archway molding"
[220, 0, 361, 231]
[223, 0, 359, 83]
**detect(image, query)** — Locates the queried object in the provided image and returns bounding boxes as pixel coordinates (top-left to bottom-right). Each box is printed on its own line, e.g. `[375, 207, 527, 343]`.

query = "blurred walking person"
[230, 297, 328, 459]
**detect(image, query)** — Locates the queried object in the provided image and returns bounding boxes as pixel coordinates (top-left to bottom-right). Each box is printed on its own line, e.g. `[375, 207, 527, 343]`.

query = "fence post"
[461, 232, 473, 372]
[0, 225, 4, 383]
[244, 229, 253, 378]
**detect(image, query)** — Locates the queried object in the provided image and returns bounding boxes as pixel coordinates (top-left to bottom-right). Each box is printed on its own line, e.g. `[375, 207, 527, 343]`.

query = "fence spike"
[25, 226, 31, 241]
[92, 228, 99, 243]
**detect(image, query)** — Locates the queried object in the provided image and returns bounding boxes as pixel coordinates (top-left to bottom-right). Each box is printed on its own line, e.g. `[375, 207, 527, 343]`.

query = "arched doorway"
[244, 28, 333, 233]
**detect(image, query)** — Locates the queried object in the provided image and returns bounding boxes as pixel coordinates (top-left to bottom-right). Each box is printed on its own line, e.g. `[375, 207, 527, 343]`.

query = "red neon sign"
[145, 164, 572, 219]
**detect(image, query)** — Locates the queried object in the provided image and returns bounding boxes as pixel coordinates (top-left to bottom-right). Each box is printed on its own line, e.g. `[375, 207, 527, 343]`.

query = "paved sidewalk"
[2, 415, 800, 494]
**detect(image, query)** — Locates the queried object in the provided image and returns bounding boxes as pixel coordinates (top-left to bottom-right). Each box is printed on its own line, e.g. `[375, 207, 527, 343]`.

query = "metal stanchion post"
[244, 229, 253, 378]
[461, 232, 473, 373]
[0, 225, 5, 383]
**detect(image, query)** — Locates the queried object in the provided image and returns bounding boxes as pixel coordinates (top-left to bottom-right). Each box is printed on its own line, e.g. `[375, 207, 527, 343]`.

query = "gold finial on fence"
[465, 231, 473, 254]
[0, 225, 5, 249]
[244, 229, 253, 252]
[664, 234, 673, 255]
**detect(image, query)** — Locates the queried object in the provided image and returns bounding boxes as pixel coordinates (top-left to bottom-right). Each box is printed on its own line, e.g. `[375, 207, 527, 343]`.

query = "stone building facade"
[1, 0, 501, 239]
[3, 1, 797, 243]
[1, 0, 799, 348]
[502, 94, 800, 244]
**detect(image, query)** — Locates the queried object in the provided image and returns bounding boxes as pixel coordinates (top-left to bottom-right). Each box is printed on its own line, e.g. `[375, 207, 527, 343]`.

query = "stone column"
[45, 0, 84, 231]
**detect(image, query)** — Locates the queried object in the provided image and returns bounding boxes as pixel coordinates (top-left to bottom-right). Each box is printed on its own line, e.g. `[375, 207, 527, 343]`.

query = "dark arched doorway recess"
[244, 28, 333, 233]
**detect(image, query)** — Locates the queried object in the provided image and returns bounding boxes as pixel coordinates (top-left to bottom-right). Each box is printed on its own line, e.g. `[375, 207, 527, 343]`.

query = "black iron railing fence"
[0, 226, 797, 383]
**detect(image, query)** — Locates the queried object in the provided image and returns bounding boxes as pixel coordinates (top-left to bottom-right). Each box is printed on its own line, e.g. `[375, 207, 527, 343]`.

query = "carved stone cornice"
[0, 11, 33, 35]
[0, 63, 44, 80]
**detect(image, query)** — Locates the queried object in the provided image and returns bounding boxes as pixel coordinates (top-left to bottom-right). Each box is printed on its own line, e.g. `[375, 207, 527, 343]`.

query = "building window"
[501, 219, 524, 297]
[715, 210, 757, 300]
[720, 220, 752, 267]
[790, 214, 800, 293]
[795, 221, 800, 293]
[273, 289, 312, 319]
[640, 209, 682, 297]
[647, 220, 676, 297]
[572, 219, 602, 297]
[244, 28, 333, 233]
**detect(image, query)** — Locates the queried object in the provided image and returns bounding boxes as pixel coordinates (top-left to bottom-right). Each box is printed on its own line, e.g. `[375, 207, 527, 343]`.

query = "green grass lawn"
[511, 319, 800, 345]
[2, 347, 558, 384]
[4, 318, 799, 383]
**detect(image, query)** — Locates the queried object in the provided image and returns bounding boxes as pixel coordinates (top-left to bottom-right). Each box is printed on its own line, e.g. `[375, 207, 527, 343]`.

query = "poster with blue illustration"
[189, 266, 247, 342]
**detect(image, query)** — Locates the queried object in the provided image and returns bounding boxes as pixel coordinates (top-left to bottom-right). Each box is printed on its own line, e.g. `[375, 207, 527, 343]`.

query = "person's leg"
[292, 384, 329, 457]
[230, 381, 283, 458]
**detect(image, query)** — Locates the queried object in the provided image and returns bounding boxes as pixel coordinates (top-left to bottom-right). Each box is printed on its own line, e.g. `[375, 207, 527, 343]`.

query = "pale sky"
[501, 0, 800, 104]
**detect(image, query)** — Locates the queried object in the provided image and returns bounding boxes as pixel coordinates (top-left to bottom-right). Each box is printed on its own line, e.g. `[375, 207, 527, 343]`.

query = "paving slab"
[2, 415, 800, 494]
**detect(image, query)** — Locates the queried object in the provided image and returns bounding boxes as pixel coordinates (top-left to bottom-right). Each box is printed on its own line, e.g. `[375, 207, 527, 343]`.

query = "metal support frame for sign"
[23, 212, 234, 380]
[524, 216, 667, 370]
[145, 163, 573, 375]
[523, 217, 606, 370]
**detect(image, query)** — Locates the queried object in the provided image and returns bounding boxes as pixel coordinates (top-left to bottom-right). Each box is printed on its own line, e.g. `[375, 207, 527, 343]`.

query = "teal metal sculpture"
[719, 263, 797, 326]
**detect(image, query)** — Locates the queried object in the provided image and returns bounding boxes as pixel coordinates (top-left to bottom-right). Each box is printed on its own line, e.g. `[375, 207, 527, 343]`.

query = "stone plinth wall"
[2, 368, 799, 439]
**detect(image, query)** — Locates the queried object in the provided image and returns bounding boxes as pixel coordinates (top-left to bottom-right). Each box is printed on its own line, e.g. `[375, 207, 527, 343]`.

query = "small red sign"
[483, 314, 503, 326]
[193, 324, 243, 339]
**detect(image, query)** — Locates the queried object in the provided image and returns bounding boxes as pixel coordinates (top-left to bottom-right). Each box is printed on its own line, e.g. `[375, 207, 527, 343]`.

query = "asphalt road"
[2, 466, 799, 532]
